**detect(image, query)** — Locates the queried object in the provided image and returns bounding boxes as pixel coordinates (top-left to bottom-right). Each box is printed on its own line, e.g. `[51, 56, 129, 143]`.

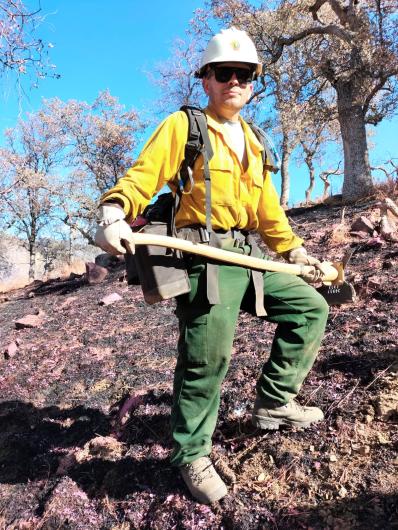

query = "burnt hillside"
[0, 198, 397, 530]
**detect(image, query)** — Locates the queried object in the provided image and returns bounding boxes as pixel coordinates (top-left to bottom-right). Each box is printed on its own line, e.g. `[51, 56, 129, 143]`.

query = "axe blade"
[316, 281, 356, 306]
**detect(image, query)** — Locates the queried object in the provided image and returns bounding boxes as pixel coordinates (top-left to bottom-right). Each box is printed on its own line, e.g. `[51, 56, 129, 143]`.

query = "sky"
[1, 0, 397, 206]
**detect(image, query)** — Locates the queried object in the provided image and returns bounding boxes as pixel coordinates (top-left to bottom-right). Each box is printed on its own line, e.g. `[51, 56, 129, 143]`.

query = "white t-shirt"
[223, 120, 246, 164]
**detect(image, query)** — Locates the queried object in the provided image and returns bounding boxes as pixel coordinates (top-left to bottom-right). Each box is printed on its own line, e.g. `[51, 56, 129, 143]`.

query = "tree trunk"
[280, 136, 291, 208]
[305, 158, 315, 203]
[68, 232, 73, 265]
[28, 239, 36, 280]
[336, 81, 374, 202]
[320, 173, 331, 201]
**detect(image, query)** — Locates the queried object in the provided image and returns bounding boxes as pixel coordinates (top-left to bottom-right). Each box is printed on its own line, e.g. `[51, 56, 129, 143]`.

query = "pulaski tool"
[315, 248, 356, 305]
[128, 232, 356, 306]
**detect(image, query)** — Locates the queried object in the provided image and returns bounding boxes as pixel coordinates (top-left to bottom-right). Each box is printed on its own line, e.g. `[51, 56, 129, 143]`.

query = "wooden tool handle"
[131, 232, 338, 282]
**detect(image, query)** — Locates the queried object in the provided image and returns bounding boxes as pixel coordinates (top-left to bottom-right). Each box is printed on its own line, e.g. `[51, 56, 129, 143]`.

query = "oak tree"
[202, 0, 398, 202]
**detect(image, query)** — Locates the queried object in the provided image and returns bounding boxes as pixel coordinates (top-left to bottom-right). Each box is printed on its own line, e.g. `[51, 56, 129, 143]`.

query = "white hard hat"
[196, 27, 262, 78]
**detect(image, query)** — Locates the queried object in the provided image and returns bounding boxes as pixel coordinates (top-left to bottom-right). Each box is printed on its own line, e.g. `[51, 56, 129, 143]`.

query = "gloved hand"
[282, 247, 324, 283]
[95, 203, 135, 255]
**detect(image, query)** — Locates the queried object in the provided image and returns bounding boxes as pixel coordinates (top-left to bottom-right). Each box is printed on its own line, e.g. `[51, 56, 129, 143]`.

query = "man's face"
[202, 62, 254, 117]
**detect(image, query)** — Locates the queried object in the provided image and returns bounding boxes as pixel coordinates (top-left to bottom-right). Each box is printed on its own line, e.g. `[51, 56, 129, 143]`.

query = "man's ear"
[202, 78, 210, 96]
[246, 82, 254, 102]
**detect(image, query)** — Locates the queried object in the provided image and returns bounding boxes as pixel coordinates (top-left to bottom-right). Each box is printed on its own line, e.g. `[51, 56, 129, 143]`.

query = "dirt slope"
[0, 199, 397, 530]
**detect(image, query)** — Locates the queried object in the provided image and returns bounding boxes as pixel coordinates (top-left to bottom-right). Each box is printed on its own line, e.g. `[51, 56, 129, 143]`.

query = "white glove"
[283, 247, 323, 283]
[97, 203, 125, 225]
[95, 203, 135, 255]
[285, 247, 320, 266]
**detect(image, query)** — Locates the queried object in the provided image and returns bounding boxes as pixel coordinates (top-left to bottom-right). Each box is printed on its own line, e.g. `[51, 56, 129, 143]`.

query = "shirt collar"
[204, 107, 264, 154]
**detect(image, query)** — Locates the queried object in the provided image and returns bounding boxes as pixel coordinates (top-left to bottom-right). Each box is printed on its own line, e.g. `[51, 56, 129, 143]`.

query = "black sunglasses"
[212, 65, 255, 84]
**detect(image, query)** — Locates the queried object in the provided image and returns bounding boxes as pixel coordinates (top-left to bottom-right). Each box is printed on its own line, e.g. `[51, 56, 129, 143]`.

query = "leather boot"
[179, 456, 228, 504]
[252, 398, 324, 430]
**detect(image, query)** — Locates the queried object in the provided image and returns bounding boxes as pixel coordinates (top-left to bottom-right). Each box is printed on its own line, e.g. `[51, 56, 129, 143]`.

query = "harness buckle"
[199, 226, 210, 243]
[233, 238, 245, 249]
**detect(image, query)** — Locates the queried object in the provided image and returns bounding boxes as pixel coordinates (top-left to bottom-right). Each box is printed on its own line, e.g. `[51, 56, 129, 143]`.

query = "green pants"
[170, 253, 329, 465]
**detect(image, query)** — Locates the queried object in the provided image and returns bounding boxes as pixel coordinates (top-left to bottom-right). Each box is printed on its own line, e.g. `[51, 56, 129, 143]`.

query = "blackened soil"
[0, 199, 397, 529]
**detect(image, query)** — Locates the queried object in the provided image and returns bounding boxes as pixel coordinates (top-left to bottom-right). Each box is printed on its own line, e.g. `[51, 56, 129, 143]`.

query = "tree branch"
[62, 215, 95, 246]
[272, 24, 354, 63]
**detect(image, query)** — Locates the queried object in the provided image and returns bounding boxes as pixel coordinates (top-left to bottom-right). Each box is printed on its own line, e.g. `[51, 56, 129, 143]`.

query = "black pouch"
[126, 221, 191, 305]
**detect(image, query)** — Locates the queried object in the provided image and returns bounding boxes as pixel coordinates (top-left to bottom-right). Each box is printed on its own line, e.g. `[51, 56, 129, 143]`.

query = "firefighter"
[95, 27, 328, 504]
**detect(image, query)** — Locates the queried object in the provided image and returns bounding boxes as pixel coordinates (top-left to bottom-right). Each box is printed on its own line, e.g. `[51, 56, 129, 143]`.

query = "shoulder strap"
[248, 122, 281, 174]
[180, 105, 213, 171]
[179, 105, 213, 194]
[178, 105, 214, 241]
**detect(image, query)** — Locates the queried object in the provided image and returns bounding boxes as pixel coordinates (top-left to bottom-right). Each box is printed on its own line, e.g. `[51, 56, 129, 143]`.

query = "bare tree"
[44, 91, 146, 244]
[297, 99, 341, 203]
[0, 0, 59, 83]
[0, 110, 66, 279]
[0, 92, 146, 268]
[149, 37, 206, 114]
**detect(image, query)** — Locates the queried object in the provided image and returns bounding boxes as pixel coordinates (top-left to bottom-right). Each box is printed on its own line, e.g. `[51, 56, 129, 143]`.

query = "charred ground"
[0, 198, 397, 529]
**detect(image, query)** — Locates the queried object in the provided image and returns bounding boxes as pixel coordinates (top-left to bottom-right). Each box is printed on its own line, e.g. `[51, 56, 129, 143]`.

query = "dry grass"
[374, 175, 398, 200]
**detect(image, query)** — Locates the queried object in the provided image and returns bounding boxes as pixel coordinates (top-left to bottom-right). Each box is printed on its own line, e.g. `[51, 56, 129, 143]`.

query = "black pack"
[125, 106, 212, 293]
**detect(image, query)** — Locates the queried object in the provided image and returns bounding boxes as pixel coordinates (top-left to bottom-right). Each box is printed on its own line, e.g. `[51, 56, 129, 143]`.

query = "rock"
[375, 389, 398, 421]
[364, 236, 384, 249]
[368, 278, 381, 289]
[351, 216, 375, 235]
[385, 198, 398, 219]
[56, 452, 81, 475]
[98, 292, 122, 306]
[4, 341, 18, 359]
[380, 215, 395, 237]
[349, 230, 373, 239]
[14, 313, 44, 329]
[59, 296, 78, 309]
[85, 262, 108, 284]
[87, 436, 124, 460]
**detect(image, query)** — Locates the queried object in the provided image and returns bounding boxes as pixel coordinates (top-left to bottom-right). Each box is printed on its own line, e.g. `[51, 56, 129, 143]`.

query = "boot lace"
[282, 399, 305, 412]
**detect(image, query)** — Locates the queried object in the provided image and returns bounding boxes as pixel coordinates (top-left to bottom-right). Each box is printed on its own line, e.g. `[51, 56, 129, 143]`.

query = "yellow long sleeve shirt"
[100, 108, 303, 254]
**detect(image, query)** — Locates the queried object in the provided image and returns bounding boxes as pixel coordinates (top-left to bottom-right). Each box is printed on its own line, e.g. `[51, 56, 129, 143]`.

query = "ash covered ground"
[0, 199, 397, 530]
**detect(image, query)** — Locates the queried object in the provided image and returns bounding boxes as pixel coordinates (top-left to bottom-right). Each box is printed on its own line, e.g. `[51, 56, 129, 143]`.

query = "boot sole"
[252, 415, 321, 430]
